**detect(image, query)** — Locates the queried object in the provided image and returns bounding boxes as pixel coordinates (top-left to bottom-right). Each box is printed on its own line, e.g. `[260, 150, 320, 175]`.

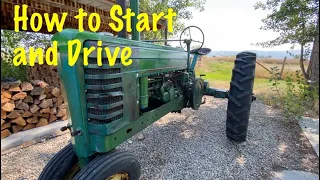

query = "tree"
[254, 0, 319, 82]
[307, 18, 319, 85]
[139, 0, 207, 41]
[1, 30, 52, 80]
[1, 30, 52, 56]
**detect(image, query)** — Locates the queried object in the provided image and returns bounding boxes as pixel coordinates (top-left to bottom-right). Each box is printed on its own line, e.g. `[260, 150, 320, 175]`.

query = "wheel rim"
[107, 173, 129, 180]
[64, 162, 81, 180]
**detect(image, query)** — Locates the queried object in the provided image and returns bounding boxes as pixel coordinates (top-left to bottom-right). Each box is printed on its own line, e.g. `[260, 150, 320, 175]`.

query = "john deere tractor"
[38, 1, 257, 180]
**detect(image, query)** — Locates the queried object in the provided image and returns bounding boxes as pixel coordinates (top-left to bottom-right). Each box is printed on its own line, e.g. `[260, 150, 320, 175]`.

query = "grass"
[195, 56, 301, 100]
[201, 56, 307, 80]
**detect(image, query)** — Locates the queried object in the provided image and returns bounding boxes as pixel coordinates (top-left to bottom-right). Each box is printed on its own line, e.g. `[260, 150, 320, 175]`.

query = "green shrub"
[269, 66, 319, 120]
[1, 54, 27, 81]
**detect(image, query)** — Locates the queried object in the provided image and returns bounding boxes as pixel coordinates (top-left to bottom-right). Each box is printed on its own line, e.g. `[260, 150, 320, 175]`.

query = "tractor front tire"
[74, 150, 141, 180]
[226, 52, 256, 142]
[38, 143, 80, 180]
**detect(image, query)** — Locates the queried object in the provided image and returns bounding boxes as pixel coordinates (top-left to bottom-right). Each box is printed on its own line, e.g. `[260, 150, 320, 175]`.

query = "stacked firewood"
[1, 80, 68, 139]
[26, 64, 61, 88]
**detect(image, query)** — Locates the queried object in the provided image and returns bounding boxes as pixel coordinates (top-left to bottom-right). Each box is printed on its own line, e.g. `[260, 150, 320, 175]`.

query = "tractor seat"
[190, 48, 212, 55]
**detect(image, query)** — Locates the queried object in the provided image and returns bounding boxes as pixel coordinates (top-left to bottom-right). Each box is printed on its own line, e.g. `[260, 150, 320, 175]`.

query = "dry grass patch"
[200, 56, 307, 80]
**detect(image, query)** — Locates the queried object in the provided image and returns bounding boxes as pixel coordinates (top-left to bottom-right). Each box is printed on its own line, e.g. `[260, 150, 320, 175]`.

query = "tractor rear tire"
[38, 143, 80, 180]
[226, 52, 256, 142]
[74, 150, 141, 180]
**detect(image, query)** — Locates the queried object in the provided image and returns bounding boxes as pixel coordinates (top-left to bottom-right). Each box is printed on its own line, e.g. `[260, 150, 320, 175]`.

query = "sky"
[173, 0, 294, 51]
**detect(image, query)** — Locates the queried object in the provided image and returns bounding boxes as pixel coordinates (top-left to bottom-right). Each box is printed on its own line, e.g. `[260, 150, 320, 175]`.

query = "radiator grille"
[85, 68, 121, 75]
[87, 87, 122, 94]
[88, 58, 121, 64]
[87, 96, 123, 105]
[88, 105, 124, 115]
[85, 58, 123, 124]
[85, 78, 122, 85]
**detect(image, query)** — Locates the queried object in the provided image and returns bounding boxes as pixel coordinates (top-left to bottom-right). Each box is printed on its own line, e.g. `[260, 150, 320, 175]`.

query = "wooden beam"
[256, 60, 272, 74]
[1, 0, 166, 34]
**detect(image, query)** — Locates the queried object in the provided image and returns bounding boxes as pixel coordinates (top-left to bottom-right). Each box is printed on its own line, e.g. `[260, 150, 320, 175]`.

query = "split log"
[56, 108, 67, 117]
[36, 118, 48, 127]
[23, 95, 34, 103]
[2, 100, 15, 112]
[15, 100, 29, 111]
[18, 110, 24, 114]
[11, 92, 27, 100]
[45, 93, 54, 99]
[34, 99, 41, 105]
[1, 129, 11, 139]
[62, 115, 68, 120]
[44, 87, 51, 94]
[1, 109, 7, 119]
[30, 87, 44, 96]
[50, 107, 57, 115]
[39, 99, 50, 109]
[12, 116, 26, 126]
[33, 111, 42, 117]
[21, 82, 34, 91]
[58, 104, 66, 109]
[49, 114, 57, 123]
[26, 116, 38, 124]
[38, 94, 47, 101]
[1, 123, 11, 130]
[30, 104, 40, 113]
[51, 87, 60, 97]
[42, 113, 50, 119]
[1, 90, 12, 98]
[1, 95, 10, 104]
[31, 80, 49, 88]
[55, 97, 64, 107]
[6, 110, 21, 119]
[1, 119, 5, 125]
[12, 125, 24, 133]
[1, 83, 10, 89]
[47, 99, 53, 107]
[40, 107, 51, 114]
[23, 123, 35, 131]
[22, 111, 33, 118]
[9, 84, 21, 92]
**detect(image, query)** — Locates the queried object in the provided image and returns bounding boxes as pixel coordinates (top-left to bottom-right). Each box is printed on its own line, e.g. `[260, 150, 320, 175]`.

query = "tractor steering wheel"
[179, 26, 205, 52]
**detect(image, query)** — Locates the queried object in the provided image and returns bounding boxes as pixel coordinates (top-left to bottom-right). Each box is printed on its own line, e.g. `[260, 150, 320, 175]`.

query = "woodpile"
[26, 64, 61, 88]
[1, 80, 68, 139]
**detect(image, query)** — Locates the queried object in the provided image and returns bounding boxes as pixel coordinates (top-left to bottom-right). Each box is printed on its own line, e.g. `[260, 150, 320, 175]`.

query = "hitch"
[203, 82, 229, 99]
[252, 94, 257, 102]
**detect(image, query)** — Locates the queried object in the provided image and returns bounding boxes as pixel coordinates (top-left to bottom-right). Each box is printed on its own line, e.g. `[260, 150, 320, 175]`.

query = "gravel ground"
[1, 97, 319, 180]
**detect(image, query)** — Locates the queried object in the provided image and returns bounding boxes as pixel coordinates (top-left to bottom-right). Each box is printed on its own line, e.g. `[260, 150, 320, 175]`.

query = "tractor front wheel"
[38, 143, 80, 180]
[74, 150, 141, 180]
[226, 51, 257, 142]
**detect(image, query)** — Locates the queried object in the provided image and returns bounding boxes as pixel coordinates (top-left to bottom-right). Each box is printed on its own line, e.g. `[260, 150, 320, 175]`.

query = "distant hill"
[208, 50, 303, 59]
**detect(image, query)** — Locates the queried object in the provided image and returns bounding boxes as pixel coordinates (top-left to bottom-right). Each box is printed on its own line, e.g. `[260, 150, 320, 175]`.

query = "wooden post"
[279, 56, 287, 79]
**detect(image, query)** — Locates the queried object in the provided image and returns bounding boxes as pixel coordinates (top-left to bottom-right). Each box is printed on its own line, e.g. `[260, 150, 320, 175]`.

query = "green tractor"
[39, 1, 257, 179]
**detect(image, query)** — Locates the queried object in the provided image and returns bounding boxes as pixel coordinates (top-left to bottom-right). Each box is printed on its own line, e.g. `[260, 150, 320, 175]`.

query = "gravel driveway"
[1, 97, 319, 180]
